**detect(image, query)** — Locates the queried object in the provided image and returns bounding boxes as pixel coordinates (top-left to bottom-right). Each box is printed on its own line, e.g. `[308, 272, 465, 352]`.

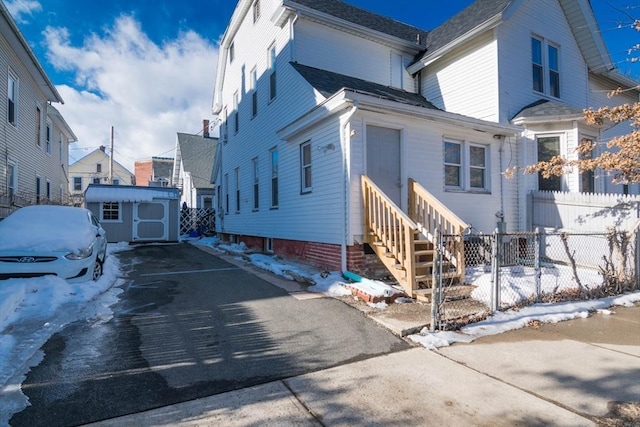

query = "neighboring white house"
[68, 146, 135, 205]
[172, 127, 218, 209]
[210, 0, 638, 291]
[0, 1, 77, 218]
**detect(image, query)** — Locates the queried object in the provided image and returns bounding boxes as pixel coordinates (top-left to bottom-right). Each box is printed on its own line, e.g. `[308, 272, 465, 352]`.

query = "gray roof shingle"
[177, 133, 218, 189]
[288, 0, 429, 46]
[291, 62, 439, 110]
[511, 99, 584, 121]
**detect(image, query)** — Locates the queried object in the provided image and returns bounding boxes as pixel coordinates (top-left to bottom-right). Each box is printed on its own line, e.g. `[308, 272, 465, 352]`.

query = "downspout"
[341, 101, 359, 273]
[290, 12, 299, 62]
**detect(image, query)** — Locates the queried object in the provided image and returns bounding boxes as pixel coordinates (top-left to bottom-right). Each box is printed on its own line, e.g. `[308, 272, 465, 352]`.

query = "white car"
[0, 205, 107, 282]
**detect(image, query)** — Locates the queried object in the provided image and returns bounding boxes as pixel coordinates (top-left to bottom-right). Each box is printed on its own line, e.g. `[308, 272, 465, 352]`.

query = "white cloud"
[4, 0, 42, 23]
[44, 16, 218, 171]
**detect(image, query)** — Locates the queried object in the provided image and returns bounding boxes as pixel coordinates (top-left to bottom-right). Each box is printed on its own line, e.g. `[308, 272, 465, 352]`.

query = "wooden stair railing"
[361, 176, 469, 299]
[361, 175, 417, 295]
[408, 179, 469, 287]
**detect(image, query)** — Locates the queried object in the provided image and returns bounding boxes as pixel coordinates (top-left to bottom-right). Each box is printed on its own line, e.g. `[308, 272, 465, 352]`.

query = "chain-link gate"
[431, 228, 639, 331]
[180, 207, 215, 236]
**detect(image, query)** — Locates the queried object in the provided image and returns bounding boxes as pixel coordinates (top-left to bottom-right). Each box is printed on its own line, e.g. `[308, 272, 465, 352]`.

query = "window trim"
[443, 139, 490, 193]
[252, 157, 259, 211]
[35, 175, 41, 204]
[7, 160, 17, 197]
[535, 133, 564, 192]
[235, 167, 240, 213]
[73, 176, 82, 191]
[100, 201, 122, 222]
[251, 67, 258, 118]
[224, 173, 229, 214]
[45, 121, 52, 154]
[7, 69, 18, 126]
[300, 140, 312, 194]
[579, 135, 596, 193]
[531, 35, 561, 98]
[270, 147, 279, 208]
[35, 106, 42, 147]
[268, 43, 277, 102]
[233, 91, 240, 134]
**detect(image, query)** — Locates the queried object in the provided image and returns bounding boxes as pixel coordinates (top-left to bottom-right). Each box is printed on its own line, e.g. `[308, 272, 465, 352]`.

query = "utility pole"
[109, 126, 114, 184]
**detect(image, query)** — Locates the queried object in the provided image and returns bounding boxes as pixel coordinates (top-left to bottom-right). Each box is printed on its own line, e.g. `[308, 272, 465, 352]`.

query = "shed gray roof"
[511, 99, 585, 121]
[176, 133, 217, 189]
[288, 0, 429, 46]
[291, 62, 439, 110]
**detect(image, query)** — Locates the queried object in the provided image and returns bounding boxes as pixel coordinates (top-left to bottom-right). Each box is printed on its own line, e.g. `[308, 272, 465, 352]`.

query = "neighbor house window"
[112, 179, 120, 185]
[579, 137, 595, 193]
[93, 177, 100, 184]
[537, 135, 562, 191]
[101, 202, 120, 221]
[46, 122, 52, 154]
[268, 44, 277, 101]
[532, 36, 560, 98]
[35, 107, 41, 146]
[73, 177, 82, 191]
[36, 176, 41, 204]
[224, 173, 229, 214]
[7, 161, 16, 196]
[270, 147, 278, 207]
[444, 140, 489, 192]
[235, 167, 240, 213]
[253, 157, 259, 210]
[97, 163, 102, 173]
[233, 91, 239, 133]
[7, 71, 17, 126]
[252, 0, 260, 22]
[251, 67, 258, 118]
[300, 141, 312, 193]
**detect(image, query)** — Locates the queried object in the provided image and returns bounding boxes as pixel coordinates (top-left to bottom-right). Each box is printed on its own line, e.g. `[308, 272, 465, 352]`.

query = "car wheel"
[92, 259, 103, 281]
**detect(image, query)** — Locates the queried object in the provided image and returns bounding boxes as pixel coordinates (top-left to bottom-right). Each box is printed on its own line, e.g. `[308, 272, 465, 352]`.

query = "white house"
[172, 125, 218, 209]
[68, 146, 135, 205]
[0, 1, 77, 217]
[211, 0, 638, 297]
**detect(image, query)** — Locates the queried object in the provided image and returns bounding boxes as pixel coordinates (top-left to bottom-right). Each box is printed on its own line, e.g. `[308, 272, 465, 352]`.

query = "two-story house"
[211, 0, 638, 297]
[1, 1, 77, 218]
[135, 157, 174, 187]
[68, 146, 135, 205]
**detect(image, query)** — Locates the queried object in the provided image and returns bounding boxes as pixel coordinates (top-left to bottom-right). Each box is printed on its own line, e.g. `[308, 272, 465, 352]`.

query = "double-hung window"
[268, 44, 277, 101]
[73, 177, 82, 191]
[251, 68, 258, 118]
[233, 91, 239, 133]
[444, 140, 489, 192]
[235, 167, 240, 213]
[7, 71, 17, 126]
[35, 107, 41, 147]
[7, 161, 16, 197]
[252, 157, 259, 210]
[270, 147, 278, 208]
[300, 141, 312, 193]
[46, 122, 52, 154]
[532, 36, 560, 98]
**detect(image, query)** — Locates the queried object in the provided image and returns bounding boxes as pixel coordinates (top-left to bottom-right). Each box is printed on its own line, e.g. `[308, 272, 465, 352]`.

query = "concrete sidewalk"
[87, 305, 639, 426]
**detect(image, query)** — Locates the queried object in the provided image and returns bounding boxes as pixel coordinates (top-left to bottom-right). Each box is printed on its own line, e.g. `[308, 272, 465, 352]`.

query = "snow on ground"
[1, 234, 639, 424]
[0, 242, 131, 425]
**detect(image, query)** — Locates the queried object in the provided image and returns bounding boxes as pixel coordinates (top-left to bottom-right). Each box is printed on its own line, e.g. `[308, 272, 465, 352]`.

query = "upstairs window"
[7, 71, 17, 126]
[46, 122, 52, 154]
[532, 36, 560, 98]
[36, 107, 41, 146]
[251, 67, 258, 118]
[73, 177, 82, 191]
[97, 163, 102, 173]
[268, 44, 277, 101]
[252, 0, 260, 22]
[233, 91, 240, 133]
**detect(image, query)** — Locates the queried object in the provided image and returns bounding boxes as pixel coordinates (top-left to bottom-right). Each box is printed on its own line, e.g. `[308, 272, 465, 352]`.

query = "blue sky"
[6, 0, 639, 171]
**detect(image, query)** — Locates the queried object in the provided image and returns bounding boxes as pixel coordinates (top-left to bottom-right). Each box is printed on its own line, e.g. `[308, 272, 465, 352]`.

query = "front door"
[366, 125, 401, 206]
[133, 201, 168, 241]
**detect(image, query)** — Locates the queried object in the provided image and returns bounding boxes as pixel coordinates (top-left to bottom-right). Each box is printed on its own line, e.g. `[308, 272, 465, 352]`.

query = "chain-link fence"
[430, 228, 639, 331]
[180, 207, 216, 236]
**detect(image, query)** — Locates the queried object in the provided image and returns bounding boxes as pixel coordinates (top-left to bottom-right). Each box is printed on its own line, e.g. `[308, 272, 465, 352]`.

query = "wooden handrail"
[362, 175, 416, 294]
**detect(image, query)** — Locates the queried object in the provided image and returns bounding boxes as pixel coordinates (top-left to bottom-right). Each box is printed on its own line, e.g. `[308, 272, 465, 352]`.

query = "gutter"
[341, 101, 359, 273]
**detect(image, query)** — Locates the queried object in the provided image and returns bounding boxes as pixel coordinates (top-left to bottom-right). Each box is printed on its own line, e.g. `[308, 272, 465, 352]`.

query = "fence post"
[430, 230, 441, 332]
[491, 228, 501, 312]
[534, 227, 541, 302]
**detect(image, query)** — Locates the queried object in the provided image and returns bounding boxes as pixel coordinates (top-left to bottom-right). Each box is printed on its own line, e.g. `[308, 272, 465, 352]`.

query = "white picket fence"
[530, 191, 640, 232]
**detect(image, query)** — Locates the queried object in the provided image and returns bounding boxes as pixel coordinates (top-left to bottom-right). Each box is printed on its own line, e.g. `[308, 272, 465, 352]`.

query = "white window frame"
[270, 147, 278, 208]
[443, 139, 490, 193]
[35, 105, 42, 147]
[300, 140, 312, 193]
[251, 67, 258, 118]
[101, 201, 122, 222]
[532, 35, 561, 98]
[233, 91, 239, 133]
[579, 135, 596, 193]
[268, 43, 277, 101]
[7, 160, 17, 197]
[46, 121, 52, 154]
[535, 133, 564, 192]
[73, 176, 82, 191]
[252, 0, 260, 23]
[235, 167, 240, 213]
[252, 157, 259, 211]
[7, 69, 18, 126]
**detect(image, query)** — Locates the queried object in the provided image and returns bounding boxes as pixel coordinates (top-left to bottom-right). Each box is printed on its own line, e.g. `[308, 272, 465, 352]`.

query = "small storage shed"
[85, 184, 180, 243]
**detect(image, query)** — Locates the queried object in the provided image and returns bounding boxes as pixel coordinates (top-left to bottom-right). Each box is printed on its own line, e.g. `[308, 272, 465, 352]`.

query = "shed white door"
[366, 125, 402, 207]
[133, 201, 168, 241]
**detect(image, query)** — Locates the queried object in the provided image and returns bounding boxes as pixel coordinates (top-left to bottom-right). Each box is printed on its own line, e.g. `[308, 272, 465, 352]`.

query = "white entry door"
[366, 125, 402, 207]
[133, 201, 168, 241]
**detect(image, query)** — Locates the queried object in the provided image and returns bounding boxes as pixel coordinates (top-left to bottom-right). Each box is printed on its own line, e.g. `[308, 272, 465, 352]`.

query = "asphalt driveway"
[10, 243, 409, 427]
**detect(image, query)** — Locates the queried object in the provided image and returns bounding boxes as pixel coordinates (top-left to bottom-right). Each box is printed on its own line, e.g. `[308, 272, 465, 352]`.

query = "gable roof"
[290, 62, 439, 110]
[69, 148, 133, 175]
[176, 133, 217, 189]
[286, 0, 429, 46]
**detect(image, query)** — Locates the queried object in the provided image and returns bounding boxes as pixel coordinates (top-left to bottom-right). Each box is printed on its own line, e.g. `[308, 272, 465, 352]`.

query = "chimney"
[203, 119, 210, 138]
[99, 145, 106, 152]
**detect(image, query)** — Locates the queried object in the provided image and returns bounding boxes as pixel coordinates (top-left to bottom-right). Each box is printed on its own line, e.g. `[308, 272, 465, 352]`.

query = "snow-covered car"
[0, 205, 107, 282]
